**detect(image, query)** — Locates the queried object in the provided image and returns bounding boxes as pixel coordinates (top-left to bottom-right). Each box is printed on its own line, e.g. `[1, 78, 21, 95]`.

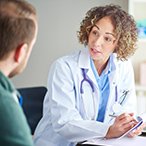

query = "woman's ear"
[14, 43, 28, 63]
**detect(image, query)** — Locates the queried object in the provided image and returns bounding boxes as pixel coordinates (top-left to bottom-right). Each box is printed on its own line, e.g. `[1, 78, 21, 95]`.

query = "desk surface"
[78, 136, 146, 146]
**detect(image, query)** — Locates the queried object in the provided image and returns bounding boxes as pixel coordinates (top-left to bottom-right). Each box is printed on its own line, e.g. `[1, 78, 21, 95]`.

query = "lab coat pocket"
[118, 88, 130, 105]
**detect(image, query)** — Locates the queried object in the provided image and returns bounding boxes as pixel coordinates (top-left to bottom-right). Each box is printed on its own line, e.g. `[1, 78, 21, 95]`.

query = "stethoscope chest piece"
[112, 102, 122, 113]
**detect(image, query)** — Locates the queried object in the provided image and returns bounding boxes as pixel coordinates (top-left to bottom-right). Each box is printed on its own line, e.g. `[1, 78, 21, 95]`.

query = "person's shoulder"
[0, 85, 13, 104]
[0, 85, 25, 124]
[0, 87, 34, 146]
[112, 54, 133, 74]
[113, 53, 132, 65]
[0, 86, 22, 120]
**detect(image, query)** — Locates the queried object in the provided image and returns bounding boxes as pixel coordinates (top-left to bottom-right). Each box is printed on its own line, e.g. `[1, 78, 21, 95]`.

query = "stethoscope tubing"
[81, 69, 129, 120]
[80, 69, 97, 120]
[81, 92, 97, 121]
[80, 69, 94, 93]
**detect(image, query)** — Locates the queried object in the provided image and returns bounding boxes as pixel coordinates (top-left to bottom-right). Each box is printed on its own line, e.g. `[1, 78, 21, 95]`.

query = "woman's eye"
[92, 31, 98, 36]
[105, 37, 111, 42]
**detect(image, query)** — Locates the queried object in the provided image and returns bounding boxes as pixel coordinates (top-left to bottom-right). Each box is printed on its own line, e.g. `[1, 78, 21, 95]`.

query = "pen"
[109, 114, 118, 118]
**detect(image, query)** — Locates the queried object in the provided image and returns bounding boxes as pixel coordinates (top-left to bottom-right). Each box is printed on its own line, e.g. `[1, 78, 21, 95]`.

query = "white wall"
[12, 0, 128, 88]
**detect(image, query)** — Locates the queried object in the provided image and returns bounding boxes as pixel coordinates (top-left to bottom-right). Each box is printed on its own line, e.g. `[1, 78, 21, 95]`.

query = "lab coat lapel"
[104, 56, 119, 123]
[108, 70, 117, 103]
[78, 46, 98, 87]
[108, 54, 119, 105]
[87, 69, 98, 87]
[78, 46, 90, 69]
[103, 70, 117, 123]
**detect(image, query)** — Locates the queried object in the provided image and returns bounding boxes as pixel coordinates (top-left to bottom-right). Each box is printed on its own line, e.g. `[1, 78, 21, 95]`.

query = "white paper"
[82, 113, 146, 145]
[82, 136, 146, 146]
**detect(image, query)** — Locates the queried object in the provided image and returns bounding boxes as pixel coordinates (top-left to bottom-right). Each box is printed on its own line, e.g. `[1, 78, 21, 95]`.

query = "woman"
[34, 4, 145, 146]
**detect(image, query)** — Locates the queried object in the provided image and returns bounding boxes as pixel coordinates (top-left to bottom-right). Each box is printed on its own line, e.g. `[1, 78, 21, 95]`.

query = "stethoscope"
[80, 68, 97, 120]
[112, 85, 129, 115]
[12, 90, 23, 106]
[80, 68, 129, 120]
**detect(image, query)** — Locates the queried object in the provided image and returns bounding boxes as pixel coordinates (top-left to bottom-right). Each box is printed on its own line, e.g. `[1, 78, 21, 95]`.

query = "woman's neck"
[93, 59, 109, 76]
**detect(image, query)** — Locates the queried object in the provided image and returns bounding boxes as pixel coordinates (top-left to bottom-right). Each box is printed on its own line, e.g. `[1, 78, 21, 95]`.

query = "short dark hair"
[0, 0, 37, 60]
[77, 4, 138, 61]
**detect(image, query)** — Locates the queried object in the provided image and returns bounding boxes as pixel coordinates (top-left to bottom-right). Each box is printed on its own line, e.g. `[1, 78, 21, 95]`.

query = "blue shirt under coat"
[90, 54, 113, 122]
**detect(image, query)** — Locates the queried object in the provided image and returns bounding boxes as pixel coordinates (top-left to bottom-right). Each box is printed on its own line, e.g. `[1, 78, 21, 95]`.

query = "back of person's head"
[0, 0, 37, 60]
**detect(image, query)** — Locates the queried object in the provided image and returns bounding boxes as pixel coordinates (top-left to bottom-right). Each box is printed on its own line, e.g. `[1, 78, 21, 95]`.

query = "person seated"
[0, 0, 38, 145]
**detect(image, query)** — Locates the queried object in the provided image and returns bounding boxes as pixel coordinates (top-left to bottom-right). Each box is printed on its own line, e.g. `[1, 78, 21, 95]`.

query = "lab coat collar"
[78, 46, 118, 87]
[107, 54, 118, 85]
[78, 46, 98, 86]
[78, 46, 117, 71]
[105, 53, 113, 75]
[78, 45, 90, 69]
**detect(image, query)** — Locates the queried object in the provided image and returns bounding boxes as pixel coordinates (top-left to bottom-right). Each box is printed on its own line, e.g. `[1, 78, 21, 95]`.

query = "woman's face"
[88, 16, 117, 63]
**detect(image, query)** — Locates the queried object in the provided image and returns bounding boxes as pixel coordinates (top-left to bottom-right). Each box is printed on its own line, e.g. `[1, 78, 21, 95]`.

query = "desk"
[77, 136, 146, 146]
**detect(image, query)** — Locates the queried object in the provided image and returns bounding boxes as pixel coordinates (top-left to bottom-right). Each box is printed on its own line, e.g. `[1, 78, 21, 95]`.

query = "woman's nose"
[93, 36, 103, 47]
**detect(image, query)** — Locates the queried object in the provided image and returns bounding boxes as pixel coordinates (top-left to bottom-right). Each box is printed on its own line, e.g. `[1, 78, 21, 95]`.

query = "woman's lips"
[91, 48, 100, 54]
[92, 48, 98, 52]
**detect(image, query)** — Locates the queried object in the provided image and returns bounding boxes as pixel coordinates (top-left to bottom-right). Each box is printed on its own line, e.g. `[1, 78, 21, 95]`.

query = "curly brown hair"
[77, 4, 138, 61]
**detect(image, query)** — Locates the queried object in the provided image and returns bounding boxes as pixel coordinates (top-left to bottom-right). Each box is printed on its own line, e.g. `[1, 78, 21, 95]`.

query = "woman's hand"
[105, 113, 135, 138]
[126, 122, 146, 138]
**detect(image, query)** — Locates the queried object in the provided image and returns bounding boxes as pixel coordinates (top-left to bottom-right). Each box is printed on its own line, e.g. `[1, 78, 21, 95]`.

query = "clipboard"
[77, 113, 146, 146]
[78, 136, 146, 146]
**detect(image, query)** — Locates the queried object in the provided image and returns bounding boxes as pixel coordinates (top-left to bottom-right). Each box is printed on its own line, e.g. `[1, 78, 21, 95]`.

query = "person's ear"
[14, 43, 28, 63]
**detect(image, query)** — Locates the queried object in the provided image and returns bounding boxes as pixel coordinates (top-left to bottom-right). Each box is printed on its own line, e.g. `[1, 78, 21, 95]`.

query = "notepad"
[82, 113, 146, 145]
[82, 136, 146, 146]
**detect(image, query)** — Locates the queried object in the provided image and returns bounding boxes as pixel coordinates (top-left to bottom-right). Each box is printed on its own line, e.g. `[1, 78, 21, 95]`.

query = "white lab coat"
[33, 46, 137, 146]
